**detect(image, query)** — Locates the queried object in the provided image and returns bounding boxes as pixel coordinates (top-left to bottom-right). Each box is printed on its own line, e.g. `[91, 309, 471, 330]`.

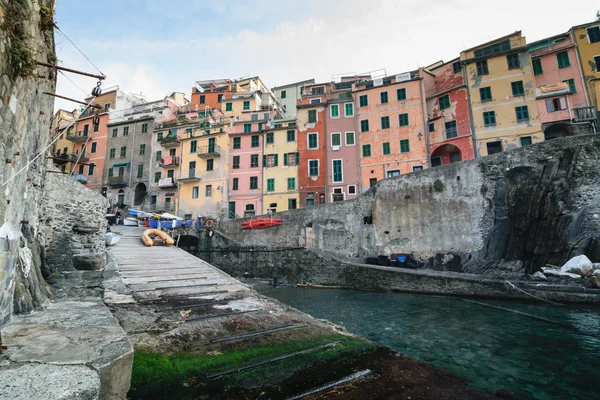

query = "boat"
[124, 217, 138, 226]
[141, 229, 175, 247]
[241, 218, 282, 229]
[128, 209, 142, 217]
[105, 232, 120, 246]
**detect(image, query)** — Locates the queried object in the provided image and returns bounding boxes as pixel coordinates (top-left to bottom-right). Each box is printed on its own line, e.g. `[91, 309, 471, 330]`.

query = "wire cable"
[54, 25, 105, 77]
[58, 70, 89, 97]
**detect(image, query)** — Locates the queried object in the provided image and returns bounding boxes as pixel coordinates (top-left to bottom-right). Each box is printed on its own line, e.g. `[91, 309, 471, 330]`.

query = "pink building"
[529, 32, 589, 139]
[325, 80, 360, 202]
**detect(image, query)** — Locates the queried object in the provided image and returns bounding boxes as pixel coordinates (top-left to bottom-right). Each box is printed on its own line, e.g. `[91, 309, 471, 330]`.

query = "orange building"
[190, 79, 241, 111]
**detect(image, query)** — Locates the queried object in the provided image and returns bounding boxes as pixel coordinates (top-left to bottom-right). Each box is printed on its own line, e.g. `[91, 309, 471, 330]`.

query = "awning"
[111, 162, 130, 168]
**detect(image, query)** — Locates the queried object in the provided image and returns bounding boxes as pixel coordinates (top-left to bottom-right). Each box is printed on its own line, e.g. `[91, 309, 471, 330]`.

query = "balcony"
[107, 175, 129, 188]
[178, 168, 201, 182]
[158, 177, 177, 188]
[197, 144, 221, 158]
[159, 135, 180, 147]
[67, 134, 90, 143]
[159, 155, 180, 168]
[72, 174, 88, 183]
[574, 106, 597, 122]
[52, 152, 89, 164]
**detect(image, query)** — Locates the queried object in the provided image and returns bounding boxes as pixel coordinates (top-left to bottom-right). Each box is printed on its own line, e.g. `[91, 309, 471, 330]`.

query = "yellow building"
[460, 32, 543, 156]
[572, 21, 600, 112]
[178, 111, 231, 220]
[262, 119, 299, 214]
[51, 109, 78, 173]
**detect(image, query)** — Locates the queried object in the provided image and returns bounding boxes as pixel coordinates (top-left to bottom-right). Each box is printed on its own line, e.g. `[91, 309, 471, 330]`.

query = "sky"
[53, 0, 598, 111]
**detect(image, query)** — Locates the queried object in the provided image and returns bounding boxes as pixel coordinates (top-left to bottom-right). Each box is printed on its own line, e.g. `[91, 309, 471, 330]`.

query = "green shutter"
[296, 152, 299, 165]
[274, 154, 278, 166]
[263, 155, 267, 167]
[284, 153, 288, 166]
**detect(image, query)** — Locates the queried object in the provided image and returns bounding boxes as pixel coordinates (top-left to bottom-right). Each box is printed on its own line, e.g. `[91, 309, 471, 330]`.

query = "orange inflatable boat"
[141, 229, 175, 247]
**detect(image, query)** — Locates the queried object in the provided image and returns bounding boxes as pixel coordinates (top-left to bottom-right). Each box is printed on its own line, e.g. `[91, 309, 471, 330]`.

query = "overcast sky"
[53, 0, 598, 111]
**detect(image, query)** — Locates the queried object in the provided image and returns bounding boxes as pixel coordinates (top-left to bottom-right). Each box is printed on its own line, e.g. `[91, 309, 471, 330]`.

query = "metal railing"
[107, 175, 129, 187]
[72, 174, 88, 183]
[198, 144, 221, 157]
[160, 156, 180, 166]
[574, 106, 597, 122]
[159, 135, 180, 146]
[179, 168, 201, 181]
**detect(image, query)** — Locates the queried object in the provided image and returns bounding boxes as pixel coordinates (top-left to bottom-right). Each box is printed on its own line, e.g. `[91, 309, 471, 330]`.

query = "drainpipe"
[418, 71, 431, 168]
[323, 103, 329, 203]
[566, 94, 573, 121]
[128, 122, 137, 206]
[463, 61, 479, 158]
[353, 90, 362, 194]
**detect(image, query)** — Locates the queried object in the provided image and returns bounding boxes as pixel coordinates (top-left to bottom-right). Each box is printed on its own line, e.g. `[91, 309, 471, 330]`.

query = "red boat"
[241, 218, 282, 229]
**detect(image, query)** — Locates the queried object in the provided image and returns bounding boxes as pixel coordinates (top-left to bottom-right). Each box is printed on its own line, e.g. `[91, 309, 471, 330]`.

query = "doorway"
[134, 182, 147, 206]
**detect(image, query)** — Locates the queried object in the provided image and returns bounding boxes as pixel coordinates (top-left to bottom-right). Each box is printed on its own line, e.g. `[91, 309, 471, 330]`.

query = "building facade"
[271, 79, 315, 119]
[51, 109, 77, 174]
[570, 21, 600, 127]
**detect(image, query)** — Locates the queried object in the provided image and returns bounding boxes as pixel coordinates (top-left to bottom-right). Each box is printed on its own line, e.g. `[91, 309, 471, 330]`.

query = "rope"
[54, 25, 105, 77]
[58, 70, 89, 96]
[505, 280, 564, 306]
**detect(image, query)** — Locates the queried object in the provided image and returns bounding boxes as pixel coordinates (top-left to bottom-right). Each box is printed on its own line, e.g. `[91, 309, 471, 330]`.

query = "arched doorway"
[544, 123, 572, 140]
[117, 189, 125, 206]
[431, 144, 462, 167]
[134, 183, 147, 206]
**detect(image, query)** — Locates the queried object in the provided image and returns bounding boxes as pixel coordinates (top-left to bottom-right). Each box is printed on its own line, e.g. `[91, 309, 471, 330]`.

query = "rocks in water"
[72, 253, 104, 271]
[542, 267, 581, 279]
[561, 255, 593, 276]
[532, 271, 547, 280]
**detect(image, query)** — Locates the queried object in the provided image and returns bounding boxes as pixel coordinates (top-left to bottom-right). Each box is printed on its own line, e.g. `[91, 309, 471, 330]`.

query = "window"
[287, 130, 295, 142]
[200, 95, 206, 104]
[308, 160, 319, 176]
[310, 98, 321, 104]
[546, 97, 567, 112]
[398, 113, 409, 127]
[387, 170, 400, 178]
[218, 94, 223, 103]
[266, 132, 274, 144]
[123, 126, 129, 136]
[93, 124, 98, 133]
[345, 131, 355, 146]
[192, 186, 199, 199]
[556, 51, 570, 68]
[156, 150, 162, 161]
[588, 26, 600, 43]
[480, 87, 492, 102]
[511, 81, 524, 97]
[243, 101, 250, 110]
[516, 106, 529, 122]
[532, 58, 543, 75]
[596, 56, 600, 72]
[108, 168, 113, 177]
[483, 111, 496, 126]
[104, 103, 110, 110]
[251, 135, 259, 147]
[190, 140, 197, 153]
[233, 137, 241, 149]
[476, 60, 489, 76]
[141, 123, 148, 133]
[360, 119, 369, 132]
[331, 132, 341, 147]
[206, 159, 214, 171]
[154, 172, 161, 182]
[281, 90, 287, 99]
[486, 141, 502, 155]
[288, 199, 297, 209]
[330, 104, 340, 118]
[380, 91, 388, 104]
[267, 179, 275, 192]
[244, 123, 251, 133]
[232, 178, 239, 190]
[206, 185, 212, 197]
[344, 103, 354, 117]
[189, 161, 196, 174]
[225, 102, 232, 111]
[563, 79, 576, 93]
[452, 61, 462, 74]
[332, 159, 343, 183]
[284, 152, 299, 166]
[397, 88, 407, 101]
[400, 139, 410, 153]
[439, 95, 450, 110]
[250, 114, 258, 122]
[91, 142, 97, 153]
[520, 136, 532, 147]
[359, 94, 368, 107]
[287, 178, 295, 190]
[157, 132, 163, 141]
[413, 166, 423, 172]
[306, 197, 315, 207]
[250, 177, 258, 189]
[445, 121, 458, 139]
[348, 185, 356, 195]
[120, 146, 126, 158]
[233, 155, 240, 169]
[250, 154, 259, 168]
[308, 133, 318, 149]
[88, 164, 94, 176]
[82, 124, 89, 136]
[474, 40, 510, 57]
[382, 142, 391, 155]
[362, 144, 371, 157]
[308, 110, 317, 123]
[139, 144, 145, 155]
[109, 148, 115, 159]
[507, 54, 520, 70]
[137, 165, 143, 178]
[112, 128, 118, 138]
[381, 116, 390, 129]
[428, 123, 435, 132]
[167, 169, 174, 178]
[264, 154, 278, 167]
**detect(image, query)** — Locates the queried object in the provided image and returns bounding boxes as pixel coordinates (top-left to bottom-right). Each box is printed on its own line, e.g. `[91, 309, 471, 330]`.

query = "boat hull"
[241, 218, 282, 229]
[124, 217, 138, 226]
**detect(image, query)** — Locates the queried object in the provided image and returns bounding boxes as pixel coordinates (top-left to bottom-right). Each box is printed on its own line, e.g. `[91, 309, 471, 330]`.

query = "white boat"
[124, 217, 138, 226]
[105, 232, 120, 246]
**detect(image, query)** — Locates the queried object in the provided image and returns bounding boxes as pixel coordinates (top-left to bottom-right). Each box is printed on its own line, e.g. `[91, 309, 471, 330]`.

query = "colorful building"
[190, 79, 239, 111]
[50, 109, 78, 174]
[424, 60, 475, 166]
[529, 32, 591, 139]
[460, 32, 543, 156]
[262, 118, 299, 213]
[354, 72, 429, 192]
[271, 79, 315, 119]
[570, 21, 600, 126]
[297, 82, 328, 207]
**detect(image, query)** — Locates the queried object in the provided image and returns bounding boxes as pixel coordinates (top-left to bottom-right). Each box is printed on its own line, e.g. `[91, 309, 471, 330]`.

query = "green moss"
[433, 179, 444, 192]
[2, 0, 36, 79]
[40, 4, 54, 31]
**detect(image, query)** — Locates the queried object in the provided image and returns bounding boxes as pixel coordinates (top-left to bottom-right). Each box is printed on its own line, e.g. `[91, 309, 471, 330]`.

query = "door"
[431, 157, 442, 167]
[118, 166, 125, 176]
[369, 178, 377, 188]
[228, 201, 236, 219]
[450, 152, 461, 163]
[169, 148, 176, 156]
[208, 137, 216, 153]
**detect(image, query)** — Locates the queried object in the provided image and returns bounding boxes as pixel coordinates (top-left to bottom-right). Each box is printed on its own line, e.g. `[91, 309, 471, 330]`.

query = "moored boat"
[105, 232, 120, 246]
[124, 217, 138, 226]
[241, 218, 282, 229]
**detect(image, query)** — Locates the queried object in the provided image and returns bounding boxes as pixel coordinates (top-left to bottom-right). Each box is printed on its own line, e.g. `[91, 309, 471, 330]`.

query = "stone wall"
[0, 0, 57, 327]
[220, 135, 600, 275]
[41, 166, 108, 273]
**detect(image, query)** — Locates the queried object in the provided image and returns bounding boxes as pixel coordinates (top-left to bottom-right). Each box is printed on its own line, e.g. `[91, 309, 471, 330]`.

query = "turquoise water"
[258, 287, 600, 399]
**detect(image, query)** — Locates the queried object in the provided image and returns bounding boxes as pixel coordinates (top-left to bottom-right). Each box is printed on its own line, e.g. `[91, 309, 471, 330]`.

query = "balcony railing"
[197, 144, 221, 158]
[158, 177, 177, 188]
[72, 174, 88, 183]
[107, 175, 129, 188]
[178, 168, 201, 182]
[159, 156, 180, 167]
[67, 134, 90, 143]
[574, 106, 597, 122]
[53, 152, 89, 164]
[159, 135, 180, 147]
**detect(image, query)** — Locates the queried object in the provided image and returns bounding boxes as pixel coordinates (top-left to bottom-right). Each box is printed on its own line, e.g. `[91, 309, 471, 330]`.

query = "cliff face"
[219, 135, 600, 276]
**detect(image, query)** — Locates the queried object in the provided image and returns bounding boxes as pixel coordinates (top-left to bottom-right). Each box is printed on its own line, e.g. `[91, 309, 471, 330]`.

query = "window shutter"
[296, 152, 300, 165]
[559, 97, 567, 110]
[263, 155, 266, 167]
[284, 153, 288, 166]
[274, 154, 278, 166]
[546, 99, 554, 112]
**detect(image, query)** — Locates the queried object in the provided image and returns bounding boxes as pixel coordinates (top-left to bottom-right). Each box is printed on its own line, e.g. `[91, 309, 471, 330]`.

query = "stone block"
[73, 253, 104, 271]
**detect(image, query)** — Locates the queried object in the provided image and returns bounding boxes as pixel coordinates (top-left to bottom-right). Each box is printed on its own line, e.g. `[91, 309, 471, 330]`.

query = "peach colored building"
[190, 79, 241, 111]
